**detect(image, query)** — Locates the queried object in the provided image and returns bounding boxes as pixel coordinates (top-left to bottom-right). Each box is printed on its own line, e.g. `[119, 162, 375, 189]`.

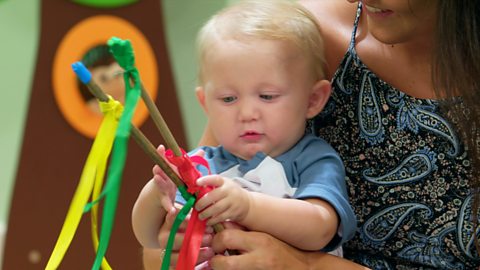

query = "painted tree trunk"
[3, 0, 185, 268]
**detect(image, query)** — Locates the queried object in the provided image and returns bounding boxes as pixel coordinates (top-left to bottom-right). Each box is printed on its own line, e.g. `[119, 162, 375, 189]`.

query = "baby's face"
[198, 38, 320, 160]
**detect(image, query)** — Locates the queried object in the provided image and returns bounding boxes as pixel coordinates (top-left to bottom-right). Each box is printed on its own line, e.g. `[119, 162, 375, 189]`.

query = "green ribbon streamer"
[91, 37, 142, 270]
[161, 186, 196, 270]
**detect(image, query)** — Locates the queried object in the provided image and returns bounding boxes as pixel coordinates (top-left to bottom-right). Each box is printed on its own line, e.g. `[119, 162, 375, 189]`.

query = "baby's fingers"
[195, 189, 225, 212]
[196, 175, 224, 187]
[156, 144, 167, 157]
[159, 194, 175, 213]
[153, 167, 171, 186]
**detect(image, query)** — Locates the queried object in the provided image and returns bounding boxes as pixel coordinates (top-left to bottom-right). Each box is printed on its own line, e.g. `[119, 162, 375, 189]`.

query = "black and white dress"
[313, 3, 480, 269]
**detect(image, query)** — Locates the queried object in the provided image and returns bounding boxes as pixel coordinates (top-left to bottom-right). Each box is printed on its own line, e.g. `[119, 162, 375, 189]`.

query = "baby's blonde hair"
[196, 0, 326, 84]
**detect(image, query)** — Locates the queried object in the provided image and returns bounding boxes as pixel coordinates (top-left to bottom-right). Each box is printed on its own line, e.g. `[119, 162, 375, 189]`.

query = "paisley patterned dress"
[313, 3, 480, 269]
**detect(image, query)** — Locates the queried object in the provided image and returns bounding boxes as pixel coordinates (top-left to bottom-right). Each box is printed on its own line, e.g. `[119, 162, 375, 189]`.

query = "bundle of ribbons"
[45, 37, 226, 270]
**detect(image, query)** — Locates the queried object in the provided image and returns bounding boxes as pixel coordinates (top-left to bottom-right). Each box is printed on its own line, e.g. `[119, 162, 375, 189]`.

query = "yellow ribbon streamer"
[46, 97, 122, 270]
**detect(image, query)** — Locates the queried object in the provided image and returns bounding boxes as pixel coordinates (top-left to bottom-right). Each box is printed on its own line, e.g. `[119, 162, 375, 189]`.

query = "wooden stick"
[140, 84, 182, 157]
[134, 81, 230, 237]
[75, 61, 230, 242]
[84, 76, 185, 189]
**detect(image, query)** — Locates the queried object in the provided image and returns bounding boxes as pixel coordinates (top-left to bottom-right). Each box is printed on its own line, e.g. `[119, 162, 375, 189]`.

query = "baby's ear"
[306, 80, 331, 119]
[195, 86, 208, 113]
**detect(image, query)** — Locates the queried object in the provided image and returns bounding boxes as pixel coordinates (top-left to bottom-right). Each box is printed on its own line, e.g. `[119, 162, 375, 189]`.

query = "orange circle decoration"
[53, 15, 158, 139]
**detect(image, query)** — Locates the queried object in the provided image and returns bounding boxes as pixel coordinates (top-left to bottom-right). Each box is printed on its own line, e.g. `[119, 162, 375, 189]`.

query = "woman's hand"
[209, 229, 309, 270]
[209, 228, 370, 270]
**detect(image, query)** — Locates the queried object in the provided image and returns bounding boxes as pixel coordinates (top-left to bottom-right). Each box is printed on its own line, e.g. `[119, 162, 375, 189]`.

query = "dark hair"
[433, 0, 480, 252]
[78, 44, 116, 101]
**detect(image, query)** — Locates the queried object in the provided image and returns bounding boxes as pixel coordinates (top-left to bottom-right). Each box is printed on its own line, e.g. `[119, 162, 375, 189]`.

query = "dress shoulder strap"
[348, 2, 363, 50]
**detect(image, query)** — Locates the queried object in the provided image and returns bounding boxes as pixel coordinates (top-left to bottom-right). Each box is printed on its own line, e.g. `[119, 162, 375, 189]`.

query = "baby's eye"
[221, 96, 237, 103]
[260, 94, 277, 101]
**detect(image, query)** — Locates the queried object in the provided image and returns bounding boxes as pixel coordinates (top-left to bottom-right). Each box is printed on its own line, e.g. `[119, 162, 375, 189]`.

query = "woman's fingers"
[210, 230, 309, 270]
[197, 247, 215, 264]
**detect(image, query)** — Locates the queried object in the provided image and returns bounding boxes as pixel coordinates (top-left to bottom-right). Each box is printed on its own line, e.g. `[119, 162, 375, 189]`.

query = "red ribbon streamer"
[165, 149, 213, 270]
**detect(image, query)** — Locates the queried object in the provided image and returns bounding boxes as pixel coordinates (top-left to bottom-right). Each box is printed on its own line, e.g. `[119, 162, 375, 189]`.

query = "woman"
[150, 0, 480, 269]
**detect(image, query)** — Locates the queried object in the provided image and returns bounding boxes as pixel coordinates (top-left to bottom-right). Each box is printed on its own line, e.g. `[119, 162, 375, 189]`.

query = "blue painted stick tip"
[71, 61, 92, 84]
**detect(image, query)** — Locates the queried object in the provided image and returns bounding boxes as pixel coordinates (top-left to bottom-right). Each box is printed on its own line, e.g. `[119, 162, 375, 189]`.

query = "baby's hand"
[195, 175, 250, 226]
[152, 145, 178, 212]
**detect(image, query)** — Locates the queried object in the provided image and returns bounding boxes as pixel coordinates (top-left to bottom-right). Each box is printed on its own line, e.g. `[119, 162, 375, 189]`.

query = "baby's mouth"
[242, 131, 258, 136]
[240, 131, 262, 140]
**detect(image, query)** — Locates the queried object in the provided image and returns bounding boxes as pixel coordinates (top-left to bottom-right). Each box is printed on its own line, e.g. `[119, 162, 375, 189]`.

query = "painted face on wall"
[91, 62, 125, 103]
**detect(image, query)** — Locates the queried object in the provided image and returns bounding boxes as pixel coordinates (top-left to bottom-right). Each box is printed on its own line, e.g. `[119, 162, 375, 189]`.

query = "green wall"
[162, 0, 228, 149]
[0, 0, 39, 226]
[0, 0, 233, 225]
